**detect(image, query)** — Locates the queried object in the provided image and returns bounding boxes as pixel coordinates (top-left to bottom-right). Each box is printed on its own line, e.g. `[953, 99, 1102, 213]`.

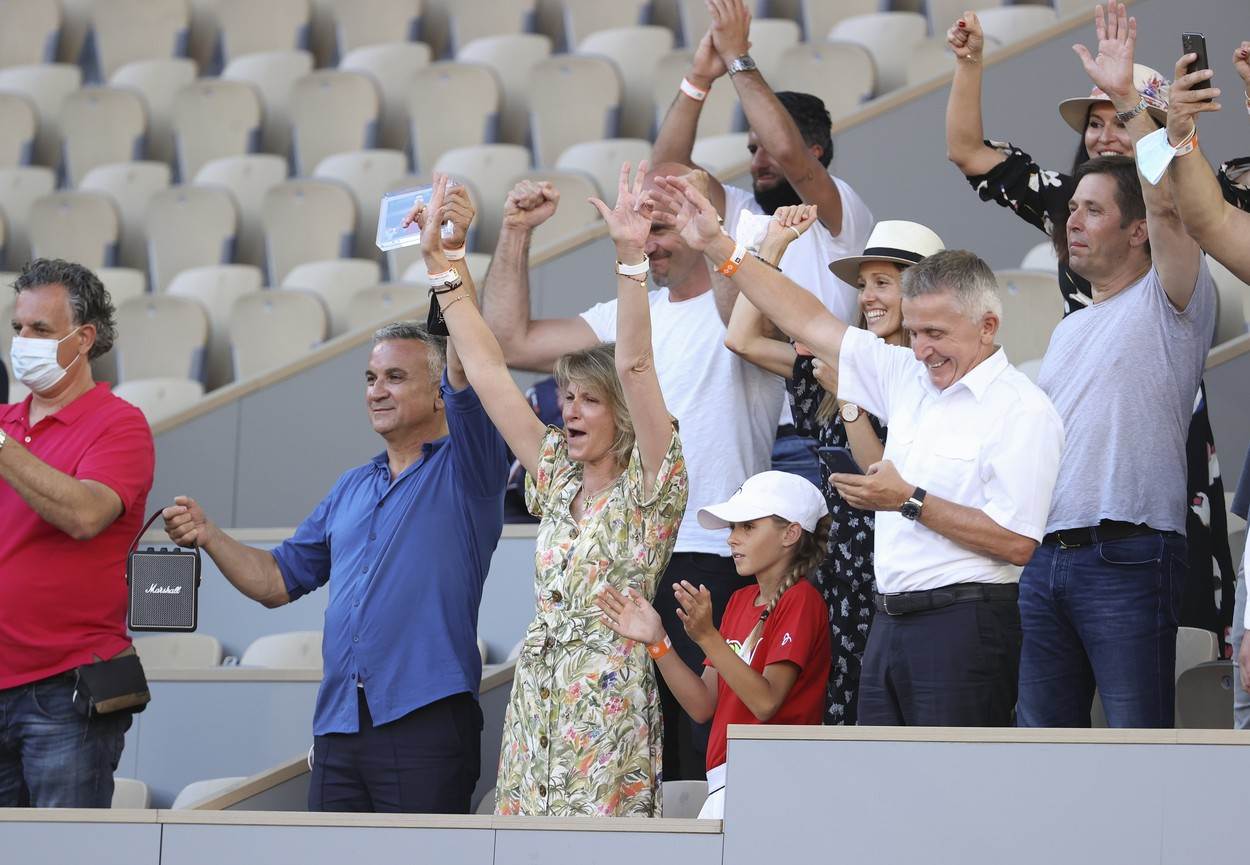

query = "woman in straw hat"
[725, 210, 943, 725]
[944, 2, 1247, 643]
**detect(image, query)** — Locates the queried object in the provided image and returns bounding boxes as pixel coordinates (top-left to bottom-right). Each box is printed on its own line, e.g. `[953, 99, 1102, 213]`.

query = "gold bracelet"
[439, 291, 469, 312]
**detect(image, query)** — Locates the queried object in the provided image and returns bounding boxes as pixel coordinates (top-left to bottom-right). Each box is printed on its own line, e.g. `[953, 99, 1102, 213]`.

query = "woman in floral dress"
[413, 164, 687, 816]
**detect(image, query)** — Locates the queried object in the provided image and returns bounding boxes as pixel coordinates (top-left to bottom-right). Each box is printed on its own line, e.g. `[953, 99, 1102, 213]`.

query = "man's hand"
[689, 29, 728, 90]
[162, 495, 219, 549]
[502, 179, 560, 231]
[760, 203, 819, 262]
[1166, 54, 1222, 145]
[674, 580, 717, 645]
[708, 0, 751, 65]
[1240, 628, 1250, 692]
[830, 460, 913, 511]
[652, 173, 723, 251]
[946, 11, 986, 62]
[1072, 2, 1138, 110]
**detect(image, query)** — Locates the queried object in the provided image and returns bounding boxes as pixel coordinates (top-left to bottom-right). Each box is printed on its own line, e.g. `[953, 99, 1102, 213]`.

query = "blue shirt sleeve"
[270, 485, 336, 601]
[442, 372, 510, 499]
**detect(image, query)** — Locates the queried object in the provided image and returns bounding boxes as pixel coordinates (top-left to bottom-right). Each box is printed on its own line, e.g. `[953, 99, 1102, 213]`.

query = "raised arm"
[588, 161, 674, 493]
[653, 29, 725, 168]
[420, 175, 547, 475]
[426, 185, 477, 390]
[1166, 46, 1250, 282]
[1074, 2, 1201, 308]
[478, 181, 598, 372]
[945, 11, 1007, 177]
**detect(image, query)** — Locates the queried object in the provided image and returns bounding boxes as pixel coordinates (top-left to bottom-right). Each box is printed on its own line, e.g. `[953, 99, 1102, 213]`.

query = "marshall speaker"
[126, 511, 202, 632]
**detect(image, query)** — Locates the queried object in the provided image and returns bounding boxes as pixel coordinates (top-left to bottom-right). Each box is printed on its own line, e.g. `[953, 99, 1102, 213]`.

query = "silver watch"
[727, 54, 757, 77]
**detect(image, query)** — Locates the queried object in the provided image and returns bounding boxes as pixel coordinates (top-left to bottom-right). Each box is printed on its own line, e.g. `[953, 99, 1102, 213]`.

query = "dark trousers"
[309, 689, 482, 813]
[654, 552, 753, 780]
[857, 596, 1021, 726]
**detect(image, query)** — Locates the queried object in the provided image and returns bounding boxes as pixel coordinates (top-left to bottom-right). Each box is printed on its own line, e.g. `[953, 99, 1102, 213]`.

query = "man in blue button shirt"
[162, 319, 509, 813]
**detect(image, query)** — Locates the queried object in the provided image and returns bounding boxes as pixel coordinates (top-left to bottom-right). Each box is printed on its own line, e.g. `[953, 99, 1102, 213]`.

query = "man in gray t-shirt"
[1017, 149, 1215, 729]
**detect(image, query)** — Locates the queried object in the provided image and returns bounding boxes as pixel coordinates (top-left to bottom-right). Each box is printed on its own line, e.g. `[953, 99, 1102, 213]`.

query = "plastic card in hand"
[376, 183, 457, 252]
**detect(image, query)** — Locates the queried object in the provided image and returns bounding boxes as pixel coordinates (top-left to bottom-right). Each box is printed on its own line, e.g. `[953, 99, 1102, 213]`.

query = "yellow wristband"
[647, 636, 672, 660]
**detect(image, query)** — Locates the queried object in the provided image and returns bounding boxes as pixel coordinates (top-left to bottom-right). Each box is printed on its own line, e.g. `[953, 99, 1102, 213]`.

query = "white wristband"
[616, 254, 650, 276]
[680, 77, 708, 102]
[444, 246, 465, 261]
[427, 268, 457, 284]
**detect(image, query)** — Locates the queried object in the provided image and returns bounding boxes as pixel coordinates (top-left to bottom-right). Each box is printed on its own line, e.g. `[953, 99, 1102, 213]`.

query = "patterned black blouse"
[967, 142, 1248, 643]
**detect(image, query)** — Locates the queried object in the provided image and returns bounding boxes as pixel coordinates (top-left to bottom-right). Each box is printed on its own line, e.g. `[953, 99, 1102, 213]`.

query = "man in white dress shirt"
[651, 173, 1066, 726]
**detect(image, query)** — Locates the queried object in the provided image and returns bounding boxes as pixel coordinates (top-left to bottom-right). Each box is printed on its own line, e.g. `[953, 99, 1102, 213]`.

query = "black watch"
[900, 487, 926, 521]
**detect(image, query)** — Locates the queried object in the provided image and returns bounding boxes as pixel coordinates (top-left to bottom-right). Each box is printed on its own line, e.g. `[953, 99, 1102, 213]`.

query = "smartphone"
[1182, 32, 1211, 95]
[817, 446, 863, 476]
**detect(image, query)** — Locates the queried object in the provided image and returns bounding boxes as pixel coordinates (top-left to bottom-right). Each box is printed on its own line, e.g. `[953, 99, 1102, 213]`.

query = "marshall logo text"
[145, 584, 182, 595]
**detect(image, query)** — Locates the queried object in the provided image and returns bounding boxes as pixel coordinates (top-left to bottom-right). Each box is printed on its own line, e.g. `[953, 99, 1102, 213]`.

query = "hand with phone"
[817, 446, 862, 477]
[1167, 33, 1223, 147]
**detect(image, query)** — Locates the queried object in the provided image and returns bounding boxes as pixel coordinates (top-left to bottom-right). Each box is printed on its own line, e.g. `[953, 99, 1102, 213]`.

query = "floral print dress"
[788, 356, 886, 726]
[967, 141, 1247, 646]
[495, 425, 688, 816]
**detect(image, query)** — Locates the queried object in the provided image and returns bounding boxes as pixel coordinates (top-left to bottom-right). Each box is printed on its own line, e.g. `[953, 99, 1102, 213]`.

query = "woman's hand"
[1233, 41, 1250, 95]
[652, 173, 723, 252]
[946, 11, 986, 62]
[812, 356, 838, 395]
[1167, 53, 1222, 145]
[596, 585, 666, 645]
[1072, 2, 1137, 109]
[760, 203, 819, 262]
[588, 160, 654, 261]
[674, 580, 717, 645]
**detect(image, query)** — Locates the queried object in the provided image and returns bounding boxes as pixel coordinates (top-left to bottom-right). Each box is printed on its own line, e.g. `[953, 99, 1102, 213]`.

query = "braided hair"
[760, 513, 833, 622]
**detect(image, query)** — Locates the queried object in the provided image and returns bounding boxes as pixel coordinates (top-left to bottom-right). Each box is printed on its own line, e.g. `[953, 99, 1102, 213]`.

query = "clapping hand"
[946, 11, 986, 63]
[1167, 53, 1222, 145]
[707, 0, 751, 66]
[674, 580, 717, 644]
[1072, 3, 1137, 108]
[596, 585, 666, 645]
[690, 29, 728, 88]
[651, 173, 723, 252]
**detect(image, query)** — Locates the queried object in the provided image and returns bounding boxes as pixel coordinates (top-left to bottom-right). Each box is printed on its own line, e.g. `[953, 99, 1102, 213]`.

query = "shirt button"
[538, 784, 547, 797]
[361, 566, 367, 573]
[350, 673, 356, 680]
[550, 590, 563, 604]
[24, 436, 32, 443]
[539, 687, 550, 700]
[369, 533, 376, 541]
[352, 635, 359, 643]
[539, 735, 549, 748]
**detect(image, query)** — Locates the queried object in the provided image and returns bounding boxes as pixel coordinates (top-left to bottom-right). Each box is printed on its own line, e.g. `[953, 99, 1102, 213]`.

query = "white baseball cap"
[697, 471, 829, 533]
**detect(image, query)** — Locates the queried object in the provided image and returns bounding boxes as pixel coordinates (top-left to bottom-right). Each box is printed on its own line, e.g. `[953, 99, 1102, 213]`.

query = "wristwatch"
[727, 54, 757, 77]
[839, 403, 861, 424]
[900, 487, 926, 521]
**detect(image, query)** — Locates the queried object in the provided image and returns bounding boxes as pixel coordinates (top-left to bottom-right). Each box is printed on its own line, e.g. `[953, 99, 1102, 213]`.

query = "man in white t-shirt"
[653, 1, 874, 486]
[481, 169, 783, 779]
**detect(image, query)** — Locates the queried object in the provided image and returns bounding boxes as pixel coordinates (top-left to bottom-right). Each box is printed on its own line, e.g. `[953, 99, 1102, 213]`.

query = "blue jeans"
[771, 433, 823, 489]
[1017, 532, 1186, 728]
[0, 674, 132, 807]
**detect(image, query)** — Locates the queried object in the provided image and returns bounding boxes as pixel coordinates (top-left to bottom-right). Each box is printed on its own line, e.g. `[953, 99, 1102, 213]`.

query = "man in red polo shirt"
[0, 259, 155, 808]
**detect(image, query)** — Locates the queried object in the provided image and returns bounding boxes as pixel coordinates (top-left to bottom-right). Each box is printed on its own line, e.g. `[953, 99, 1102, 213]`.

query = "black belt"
[1043, 520, 1157, 549]
[775, 424, 797, 438]
[874, 582, 1018, 616]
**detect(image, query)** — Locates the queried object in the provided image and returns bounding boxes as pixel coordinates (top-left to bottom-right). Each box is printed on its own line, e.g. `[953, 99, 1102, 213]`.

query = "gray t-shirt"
[1037, 261, 1216, 534]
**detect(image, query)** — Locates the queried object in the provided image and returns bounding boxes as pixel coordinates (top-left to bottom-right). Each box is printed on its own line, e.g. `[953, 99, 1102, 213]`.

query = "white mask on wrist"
[10, 327, 83, 393]
[734, 210, 774, 253]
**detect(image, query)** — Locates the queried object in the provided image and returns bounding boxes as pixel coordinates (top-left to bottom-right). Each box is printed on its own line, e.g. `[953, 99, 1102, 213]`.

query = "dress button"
[543, 637, 554, 650]
[539, 735, 549, 748]
[569, 527, 579, 539]
[539, 687, 550, 700]
[550, 590, 563, 604]
[538, 784, 547, 797]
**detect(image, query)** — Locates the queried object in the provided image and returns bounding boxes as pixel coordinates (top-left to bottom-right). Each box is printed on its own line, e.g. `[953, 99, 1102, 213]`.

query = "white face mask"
[10, 327, 83, 393]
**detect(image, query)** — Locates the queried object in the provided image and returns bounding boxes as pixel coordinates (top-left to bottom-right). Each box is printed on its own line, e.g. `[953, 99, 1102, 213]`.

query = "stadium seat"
[690, 132, 749, 174]
[239, 630, 324, 668]
[1210, 256, 1249, 344]
[172, 79, 263, 183]
[516, 170, 601, 251]
[475, 786, 496, 814]
[261, 179, 357, 286]
[113, 377, 205, 423]
[59, 87, 147, 188]
[80, 161, 172, 272]
[506, 638, 524, 661]
[421, 0, 536, 59]
[96, 266, 148, 305]
[0, 166, 56, 267]
[1020, 241, 1060, 273]
[88, 0, 189, 82]
[1175, 660, 1234, 729]
[111, 777, 150, 809]
[289, 70, 380, 177]
[229, 289, 328, 379]
[653, 50, 738, 138]
[828, 12, 927, 97]
[775, 41, 874, 122]
[1055, 0, 1099, 17]
[993, 269, 1065, 364]
[113, 294, 208, 381]
[661, 779, 708, 818]
[110, 58, 198, 168]
[975, 6, 1058, 46]
[555, 139, 651, 199]
[0, 64, 82, 169]
[906, 38, 958, 87]
[313, 149, 409, 263]
[577, 26, 674, 140]
[1175, 626, 1219, 682]
[283, 258, 382, 336]
[926, 0, 1003, 38]
[0, 94, 36, 168]
[132, 633, 223, 668]
[0, 0, 61, 69]
[743, 19, 801, 80]
[29, 190, 120, 268]
[167, 264, 265, 389]
[407, 61, 501, 173]
[215, 0, 311, 68]
[529, 56, 620, 169]
[145, 185, 238, 293]
[457, 33, 552, 149]
[434, 144, 532, 252]
[223, 50, 315, 160]
[347, 282, 428, 331]
[57, 0, 92, 64]
[798, 0, 878, 43]
[333, 0, 422, 58]
[194, 154, 290, 270]
[339, 42, 432, 155]
[400, 253, 490, 290]
[561, 0, 649, 50]
[172, 777, 248, 809]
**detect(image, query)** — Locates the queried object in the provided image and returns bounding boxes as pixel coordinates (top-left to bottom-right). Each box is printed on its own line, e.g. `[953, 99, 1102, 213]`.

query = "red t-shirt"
[0, 384, 155, 689]
[703, 579, 831, 770]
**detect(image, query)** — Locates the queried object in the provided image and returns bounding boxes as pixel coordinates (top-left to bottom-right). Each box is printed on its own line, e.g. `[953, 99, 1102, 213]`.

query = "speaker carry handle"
[125, 509, 201, 586]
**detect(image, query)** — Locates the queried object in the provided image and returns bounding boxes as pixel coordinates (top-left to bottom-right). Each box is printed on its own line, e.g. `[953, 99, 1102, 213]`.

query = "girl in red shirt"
[597, 470, 832, 819]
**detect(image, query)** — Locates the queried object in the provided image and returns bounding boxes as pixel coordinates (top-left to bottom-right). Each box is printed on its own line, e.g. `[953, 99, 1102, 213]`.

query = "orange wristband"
[647, 636, 672, 660]
[717, 242, 747, 276]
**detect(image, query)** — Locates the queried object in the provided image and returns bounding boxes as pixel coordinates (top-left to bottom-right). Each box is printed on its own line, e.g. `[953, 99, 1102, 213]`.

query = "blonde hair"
[553, 342, 635, 468]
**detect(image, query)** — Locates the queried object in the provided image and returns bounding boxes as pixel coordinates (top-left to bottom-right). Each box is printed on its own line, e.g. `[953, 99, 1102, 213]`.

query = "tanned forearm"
[700, 636, 794, 722]
[0, 438, 121, 540]
[652, 91, 705, 167]
[480, 225, 534, 362]
[197, 526, 291, 608]
[653, 649, 717, 724]
[918, 494, 1038, 567]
